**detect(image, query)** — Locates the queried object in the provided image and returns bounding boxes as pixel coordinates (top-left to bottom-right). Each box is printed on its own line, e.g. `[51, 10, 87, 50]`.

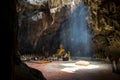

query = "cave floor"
[25, 59, 120, 80]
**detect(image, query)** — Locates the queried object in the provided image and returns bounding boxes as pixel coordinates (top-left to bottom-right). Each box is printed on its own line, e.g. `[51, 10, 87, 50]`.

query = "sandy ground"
[25, 60, 120, 80]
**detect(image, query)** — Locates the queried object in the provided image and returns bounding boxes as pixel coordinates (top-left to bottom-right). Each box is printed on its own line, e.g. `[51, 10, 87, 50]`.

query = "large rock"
[14, 52, 46, 80]
[15, 62, 46, 80]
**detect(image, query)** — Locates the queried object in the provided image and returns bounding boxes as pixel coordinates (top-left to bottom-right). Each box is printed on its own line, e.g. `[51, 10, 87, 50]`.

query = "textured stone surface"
[17, 0, 120, 59]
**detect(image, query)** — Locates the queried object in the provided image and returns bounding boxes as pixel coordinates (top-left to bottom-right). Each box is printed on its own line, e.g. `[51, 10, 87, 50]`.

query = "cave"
[4, 0, 120, 80]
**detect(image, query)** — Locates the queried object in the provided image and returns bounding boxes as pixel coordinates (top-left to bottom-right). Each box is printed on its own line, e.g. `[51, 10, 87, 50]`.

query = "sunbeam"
[60, 0, 93, 57]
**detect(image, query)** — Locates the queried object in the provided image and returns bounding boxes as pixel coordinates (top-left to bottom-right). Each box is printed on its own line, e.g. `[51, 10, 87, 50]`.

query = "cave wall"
[17, 0, 82, 55]
[17, 0, 120, 57]
[84, 0, 120, 58]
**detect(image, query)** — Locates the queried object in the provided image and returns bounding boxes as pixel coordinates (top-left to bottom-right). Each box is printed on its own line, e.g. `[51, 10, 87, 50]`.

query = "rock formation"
[17, 0, 120, 60]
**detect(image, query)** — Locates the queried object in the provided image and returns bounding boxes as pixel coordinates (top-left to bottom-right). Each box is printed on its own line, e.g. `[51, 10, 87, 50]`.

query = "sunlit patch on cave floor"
[60, 60, 105, 73]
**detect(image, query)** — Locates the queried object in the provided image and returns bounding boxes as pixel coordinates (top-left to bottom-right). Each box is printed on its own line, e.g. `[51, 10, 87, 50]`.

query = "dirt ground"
[25, 60, 120, 80]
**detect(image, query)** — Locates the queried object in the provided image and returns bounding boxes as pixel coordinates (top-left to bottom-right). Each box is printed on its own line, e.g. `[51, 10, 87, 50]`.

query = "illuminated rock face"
[17, 0, 82, 55]
[85, 0, 120, 59]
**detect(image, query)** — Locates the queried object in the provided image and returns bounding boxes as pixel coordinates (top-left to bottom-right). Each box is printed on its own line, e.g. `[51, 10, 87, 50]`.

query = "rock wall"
[17, 0, 82, 55]
[84, 0, 120, 58]
[17, 0, 120, 57]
